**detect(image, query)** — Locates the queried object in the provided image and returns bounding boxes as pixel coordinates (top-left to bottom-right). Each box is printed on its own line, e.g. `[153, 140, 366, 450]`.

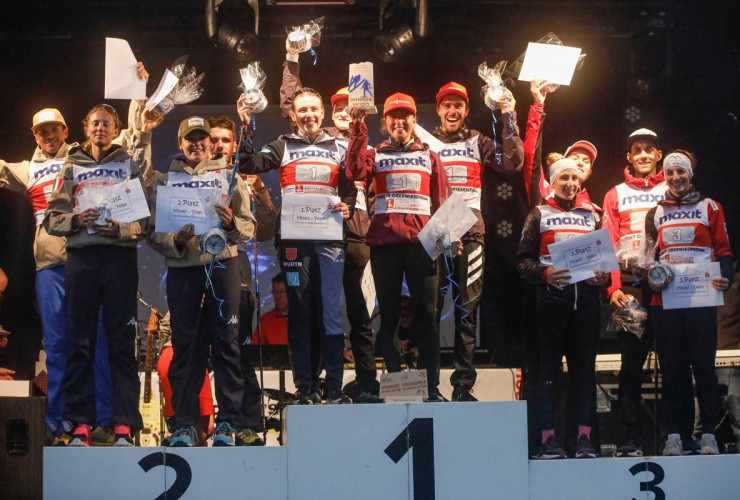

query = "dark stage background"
[1, 1, 739, 366]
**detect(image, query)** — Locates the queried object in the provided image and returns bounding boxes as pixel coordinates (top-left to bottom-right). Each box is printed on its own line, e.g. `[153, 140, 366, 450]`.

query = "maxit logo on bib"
[546, 216, 592, 227]
[659, 209, 702, 226]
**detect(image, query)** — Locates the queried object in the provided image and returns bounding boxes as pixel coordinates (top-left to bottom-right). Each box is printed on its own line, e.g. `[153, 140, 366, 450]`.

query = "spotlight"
[206, 0, 260, 62]
[373, 0, 429, 63]
[373, 22, 414, 63]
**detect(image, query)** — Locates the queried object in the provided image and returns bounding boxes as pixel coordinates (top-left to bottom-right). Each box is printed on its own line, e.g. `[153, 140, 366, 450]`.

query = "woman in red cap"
[347, 93, 452, 401]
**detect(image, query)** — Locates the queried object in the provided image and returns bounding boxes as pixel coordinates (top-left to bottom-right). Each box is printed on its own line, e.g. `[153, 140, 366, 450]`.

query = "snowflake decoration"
[497, 220, 513, 238]
[625, 106, 641, 123]
[497, 182, 513, 200]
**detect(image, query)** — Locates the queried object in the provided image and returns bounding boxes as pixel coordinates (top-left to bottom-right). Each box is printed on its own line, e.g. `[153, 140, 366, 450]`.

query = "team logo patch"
[286, 272, 300, 287]
[188, 117, 205, 127]
[52, 177, 64, 192]
[386, 199, 395, 208]
[286, 247, 298, 261]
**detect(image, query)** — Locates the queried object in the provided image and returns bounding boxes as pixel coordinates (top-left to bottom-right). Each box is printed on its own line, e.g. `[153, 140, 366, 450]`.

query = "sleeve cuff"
[286, 52, 299, 63]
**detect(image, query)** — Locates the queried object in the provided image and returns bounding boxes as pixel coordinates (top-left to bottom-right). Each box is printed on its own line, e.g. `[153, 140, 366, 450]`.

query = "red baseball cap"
[564, 140, 598, 162]
[331, 87, 349, 108]
[383, 93, 416, 116]
[436, 82, 469, 105]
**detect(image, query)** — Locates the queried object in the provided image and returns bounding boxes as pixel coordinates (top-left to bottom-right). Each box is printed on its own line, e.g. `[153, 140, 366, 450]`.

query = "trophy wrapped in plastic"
[607, 294, 649, 338]
[74, 184, 114, 228]
[239, 62, 268, 114]
[286, 16, 324, 55]
[504, 32, 587, 93]
[628, 236, 658, 283]
[148, 56, 205, 118]
[478, 60, 508, 110]
[417, 191, 478, 260]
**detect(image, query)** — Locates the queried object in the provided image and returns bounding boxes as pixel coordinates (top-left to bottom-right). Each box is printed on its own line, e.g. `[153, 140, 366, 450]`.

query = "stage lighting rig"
[373, 0, 429, 63]
[206, 0, 261, 62]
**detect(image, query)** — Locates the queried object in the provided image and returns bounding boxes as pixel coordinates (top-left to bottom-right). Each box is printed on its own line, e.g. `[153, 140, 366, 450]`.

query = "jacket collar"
[68, 144, 127, 165]
[168, 155, 228, 175]
[282, 130, 336, 145]
[544, 190, 598, 213]
[31, 142, 77, 162]
[431, 125, 472, 143]
[660, 186, 703, 206]
[376, 136, 428, 152]
[623, 165, 664, 188]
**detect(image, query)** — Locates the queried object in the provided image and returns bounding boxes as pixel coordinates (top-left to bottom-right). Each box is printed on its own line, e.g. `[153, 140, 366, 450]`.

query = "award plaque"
[348, 62, 377, 114]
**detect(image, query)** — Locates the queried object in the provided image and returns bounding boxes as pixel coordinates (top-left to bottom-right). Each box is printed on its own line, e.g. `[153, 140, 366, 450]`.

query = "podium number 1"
[384, 418, 435, 500]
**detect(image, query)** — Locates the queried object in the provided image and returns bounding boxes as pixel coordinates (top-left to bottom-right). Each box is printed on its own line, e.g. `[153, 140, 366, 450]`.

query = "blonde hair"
[546, 152, 563, 168]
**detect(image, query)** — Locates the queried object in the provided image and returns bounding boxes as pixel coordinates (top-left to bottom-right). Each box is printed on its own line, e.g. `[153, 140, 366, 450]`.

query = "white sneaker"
[700, 433, 719, 455]
[663, 433, 682, 456]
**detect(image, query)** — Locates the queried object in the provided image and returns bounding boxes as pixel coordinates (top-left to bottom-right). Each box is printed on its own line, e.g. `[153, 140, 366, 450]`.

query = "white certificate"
[107, 179, 150, 223]
[155, 186, 221, 235]
[518, 42, 582, 86]
[662, 262, 724, 310]
[548, 228, 619, 284]
[104, 38, 146, 100]
[360, 260, 377, 317]
[280, 194, 343, 241]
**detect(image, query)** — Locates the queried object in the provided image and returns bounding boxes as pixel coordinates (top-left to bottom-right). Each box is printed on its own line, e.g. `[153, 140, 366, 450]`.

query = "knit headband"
[663, 152, 693, 177]
[549, 157, 580, 185]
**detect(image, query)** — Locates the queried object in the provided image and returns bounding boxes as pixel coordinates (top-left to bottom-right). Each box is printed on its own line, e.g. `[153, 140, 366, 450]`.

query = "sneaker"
[662, 433, 682, 456]
[701, 434, 719, 455]
[308, 388, 323, 405]
[112, 425, 134, 447]
[235, 428, 265, 447]
[212, 421, 236, 447]
[538, 435, 566, 459]
[682, 439, 701, 456]
[326, 387, 352, 404]
[616, 436, 643, 458]
[168, 425, 199, 447]
[292, 387, 314, 405]
[52, 433, 71, 447]
[68, 424, 92, 447]
[425, 390, 448, 403]
[575, 434, 598, 459]
[91, 426, 115, 447]
[451, 385, 478, 402]
[355, 391, 383, 404]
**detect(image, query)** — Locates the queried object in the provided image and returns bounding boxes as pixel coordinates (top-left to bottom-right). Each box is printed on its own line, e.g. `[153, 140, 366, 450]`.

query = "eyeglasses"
[94, 103, 120, 118]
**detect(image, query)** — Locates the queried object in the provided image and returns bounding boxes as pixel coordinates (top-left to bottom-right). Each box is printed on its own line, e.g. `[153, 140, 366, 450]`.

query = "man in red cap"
[602, 128, 666, 457]
[347, 92, 452, 401]
[431, 81, 524, 401]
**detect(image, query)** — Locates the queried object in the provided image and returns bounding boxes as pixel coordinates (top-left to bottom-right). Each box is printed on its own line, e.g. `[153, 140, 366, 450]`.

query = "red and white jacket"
[346, 122, 451, 246]
[602, 166, 666, 297]
[645, 189, 733, 306]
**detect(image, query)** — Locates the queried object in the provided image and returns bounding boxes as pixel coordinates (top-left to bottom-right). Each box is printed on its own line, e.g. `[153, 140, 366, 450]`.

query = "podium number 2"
[385, 418, 435, 500]
[629, 462, 665, 500]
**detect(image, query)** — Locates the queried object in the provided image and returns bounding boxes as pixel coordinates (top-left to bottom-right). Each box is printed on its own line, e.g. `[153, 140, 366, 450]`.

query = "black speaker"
[0, 396, 46, 499]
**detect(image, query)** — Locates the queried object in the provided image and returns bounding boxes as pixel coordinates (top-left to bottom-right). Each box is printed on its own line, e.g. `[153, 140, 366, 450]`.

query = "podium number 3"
[385, 418, 435, 500]
[629, 462, 665, 500]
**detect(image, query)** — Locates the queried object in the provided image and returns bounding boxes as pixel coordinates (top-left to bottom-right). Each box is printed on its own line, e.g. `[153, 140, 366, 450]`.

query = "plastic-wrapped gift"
[149, 56, 205, 118]
[239, 62, 268, 114]
[607, 295, 649, 338]
[74, 185, 114, 227]
[286, 16, 324, 55]
[478, 61, 508, 110]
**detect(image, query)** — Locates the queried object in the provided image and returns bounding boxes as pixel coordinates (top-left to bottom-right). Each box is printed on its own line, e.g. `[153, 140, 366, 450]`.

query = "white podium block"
[44, 446, 287, 500]
[286, 401, 528, 500]
[44, 448, 166, 500]
[530, 455, 740, 500]
[166, 447, 287, 499]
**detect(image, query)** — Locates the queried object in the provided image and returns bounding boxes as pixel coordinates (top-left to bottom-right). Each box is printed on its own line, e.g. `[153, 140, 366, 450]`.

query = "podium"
[44, 401, 740, 499]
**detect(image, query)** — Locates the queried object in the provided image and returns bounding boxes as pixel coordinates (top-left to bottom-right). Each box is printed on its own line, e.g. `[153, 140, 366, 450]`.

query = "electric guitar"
[138, 305, 162, 446]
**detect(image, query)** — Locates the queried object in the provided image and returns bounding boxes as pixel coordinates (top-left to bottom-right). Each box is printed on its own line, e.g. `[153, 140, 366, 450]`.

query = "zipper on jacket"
[573, 282, 578, 311]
